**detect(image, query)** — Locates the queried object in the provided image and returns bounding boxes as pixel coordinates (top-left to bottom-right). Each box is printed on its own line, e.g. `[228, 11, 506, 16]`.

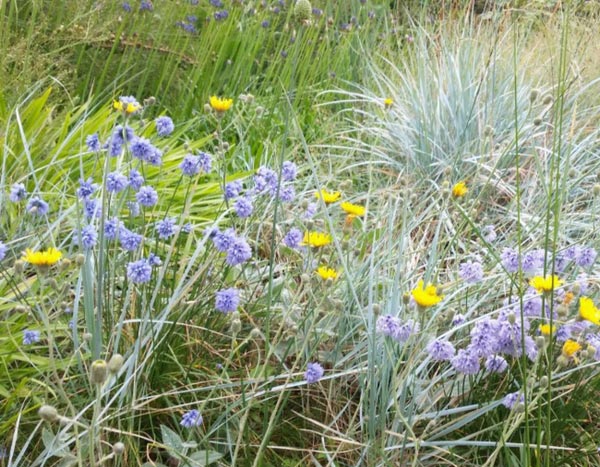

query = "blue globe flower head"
[9, 183, 27, 202]
[0, 241, 7, 261]
[156, 217, 178, 239]
[155, 116, 175, 137]
[233, 197, 253, 218]
[127, 259, 152, 283]
[451, 348, 480, 375]
[215, 288, 240, 313]
[23, 329, 41, 345]
[104, 217, 122, 240]
[225, 236, 252, 266]
[122, 2, 132, 12]
[119, 227, 143, 251]
[106, 171, 128, 193]
[27, 196, 49, 216]
[84, 198, 101, 219]
[77, 178, 97, 199]
[212, 228, 236, 252]
[426, 339, 456, 361]
[128, 169, 145, 191]
[214, 10, 229, 21]
[224, 180, 243, 200]
[304, 362, 324, 384]
[136, 186, 159, 207]
[283, 228, 302, 249]
[281, 161, 298, 181]
[85, 133, 101, 152]
[80, 225, 98, 250]
[140, 1, 153, 12]
[180, 409, 203, 428]
[279, 185, 295, 203]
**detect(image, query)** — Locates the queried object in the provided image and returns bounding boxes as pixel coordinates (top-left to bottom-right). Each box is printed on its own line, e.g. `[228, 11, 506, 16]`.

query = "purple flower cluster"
[0, 241, 7, 261]
[136, 186, 159, 207]
[179, 152, 212, 176]
[283, 228, 303, 249]
[459, 260, 484, 284]
[120, 227, 143, 251]
[211, 228, 252, 266]
[79, 225, 98, 249]
[156, 217, 178, 239]
[130, 137, 162, 165]
[155, 116, 174, 136]
[180, 409, 203, 428]
[304, 362, 324, 384]
[23, 329, 41, 345]
[106, 172, 129, 193]
[215, 288, 240, 313]
[502, 391, 524, 409]
[27, 196, 49, 216]
[426, 339, 456, 361]
[10, 183, 27, 202]
[224, 180, 243, 201]
[376, 315, 420, 343]
[126, 258, 152, 283]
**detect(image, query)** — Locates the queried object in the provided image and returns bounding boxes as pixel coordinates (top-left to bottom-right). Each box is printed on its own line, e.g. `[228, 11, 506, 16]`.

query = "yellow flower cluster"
[316, 266, 339, 281]
[302, 231, 331, 248]
[529, 275, 563, 294]
[22, 247, 62, 267]
[562, 339, 581, 357]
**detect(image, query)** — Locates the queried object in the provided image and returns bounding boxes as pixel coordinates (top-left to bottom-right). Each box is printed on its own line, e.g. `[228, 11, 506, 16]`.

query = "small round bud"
[75, 254, 85, 266]
[568, 168, 577, 178]
[571, 283, 581, 295]
[483, 125, 494, 137]
[230, 319, 242, 335]
[59, 258, 72, 271]
[144, 96, 156, 106]
[83, 332, 93, 342]
[533, 117, 542, 126]
[536, 336, 546, 349]
[372, 304, 381, 315]
[507, 313, 516, 325]
[108, 354, 125, 374]
[514, 403, 526, 413]
[14, 260, 25, 274]
[587, 345, 596, 356]
[46, 278, 58, 290]
[250, 328, 262, 339]
[409, 193, 418, 203]
[557, 305, 568, 318]
[293, 0, 312, 22]
[255, 106, 265, 117]
[556, 355, 570, 368]
[204, 103, 212, 113]
[305, 220, 315, 230]
[441, 188, 450, 198]
[341, 239, 350, 249]
[539, 375, 549, 387]
[542, 95, 553, 105]
[112, 442, 125, 455]
[300, 273, 311, 284]
[301, 199, 309, 209]
[580, 349, 589, 359]
[529, 89, 540, 102]
[39, 405, 59, 423]
[222, 142, 230, 151]
[441, 180, 450, 188]
[402, 292, 411, 305]
[90, 360, 108, 385]
[526, 376, 536, 388]
[593, 185, 600, 197]
[14, 304, 28, 313]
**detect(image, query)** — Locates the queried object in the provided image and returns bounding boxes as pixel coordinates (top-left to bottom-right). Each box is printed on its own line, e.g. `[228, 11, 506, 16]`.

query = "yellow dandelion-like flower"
[579, 297, 600, 325]
[384, 97, 393, 108]
[113, 100, 123, 112]
[340, 202, 366, 217]
[451, 181, 468, 198]
[209, 96, 233, 113]
[529, 275, 563, 294]
[562, 339, 581, 357]
[22, 247, 63, 267]
[315, 189, 341, 204]
[411, 280, 443, 308]
[302, 231, 332, 248]
[113, 99, 141, 115]
[539, 324, 556, 336]
[316, 266, 339, 281]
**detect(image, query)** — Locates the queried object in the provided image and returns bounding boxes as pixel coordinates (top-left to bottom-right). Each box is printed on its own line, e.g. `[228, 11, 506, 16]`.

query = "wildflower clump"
[113, 96, 142, 115]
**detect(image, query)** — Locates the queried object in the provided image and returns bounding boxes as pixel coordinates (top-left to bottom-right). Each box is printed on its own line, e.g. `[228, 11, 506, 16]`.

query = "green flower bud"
[14, 260, 25, 274]
[539, 375, 549, 387]
[294, 0, 312, 22]
[108, 354, 125, 374]
[39, 405, 59, 423]
[75, 254, 85, 266]
[542, 95, 553, 105]
[113, 442, 125, 455]
[529, 89, 540, 102]
[90, 360, 108, 385]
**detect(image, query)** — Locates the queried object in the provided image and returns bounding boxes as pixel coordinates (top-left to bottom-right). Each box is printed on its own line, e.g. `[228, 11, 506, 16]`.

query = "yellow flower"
[302, 231, 332, 248]
[539, 324, 556, 336]
[22, 247, 63, 267]
[529, 275, 563, 294]
[562, 339, 581, 357]
[384, 97, 393, 108]
[411, 280, 443, 308]
[451, 181, 468, 198]
[315, 189, 341, 204]
[209, 96, 233, 113]
[579, 297, 600, 325]
[113, 100, 141, 114]
[316, 266, 339, 280]
[340, 202, 366, 217]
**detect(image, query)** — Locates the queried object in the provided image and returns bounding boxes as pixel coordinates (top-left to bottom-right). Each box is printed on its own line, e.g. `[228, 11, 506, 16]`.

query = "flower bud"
[557, 305, 568, 318]
[536, 336, 546, 349]
[507, 313, 516, 325]
[113, 442, 125, 455]
[372, 303, 381, 315]
[230, 319, 242, 335]
[108, 354, 125, 374]
[75, 254, 85, 266]
[14, 260, 25, 274]
[39, 405, 59, 423]
[593, 185, 600, 197]
[250, 328, 262, 339]
[294, 0, 312, 22]
[204, 103, 212, 113]
[568, 168, 577, 178]
[402, 293, 411, 305]
[533, 117, 542, 126]
[300, 273, 311, 284]
[556, 355, 570, 368]
[539, 375, 549, 387]
[60, 258, 72, 271]
[90, 359, 108, 385]
[514, 403, 526, 413]
[255, 106, 265, 117]
[529, 89, 540, 103]
[83, 332, 93, 342]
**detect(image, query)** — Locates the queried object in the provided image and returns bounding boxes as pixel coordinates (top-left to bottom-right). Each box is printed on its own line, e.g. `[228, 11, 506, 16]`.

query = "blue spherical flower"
[77, 178, 96, 199]
[210, 0, 223, 6]
[426, 339, 456, 361]
[156, 217, 178, 239]
[128, 201, 141, 217]
[83, 198, 101, 219]
[214, 10, 229, 20]
[179, 154, 205, 176]
[281, 161, 297, 181]
[224, 180, 243, 200]
[303, 202, 317, 219]
[197, 152, 212, 173]
[180, 409, 203, 428]
[80, 225, 98, 249]
[254, 166, 278, 194]
[140, 1, 153, 11]
[376, 315, 402, 338]
[500, 248, 519, 274]
[104, 217, 122, 240]
[86, 133, 101, 152]
[577, 247, 597, 268]
[213, 228, 236, 252]
[233, 197, 253, 218]
[130, 137, 161, 165]
[502, 391, 524, 409]
[120, 228, 143, 251]
[215, 288, 240, 313]
[392, 319, 419, 343]
[23, 329, 41, 345]
[451, 348, 480, 375]
[226, 236, 252, 266]
[122, 2, 132, 12]
[467, 318, 499, 358]
[127, 259, 152, 283]
[279, 186, 295, 203]
[459, 260, 484, 284]
[9, 183, 27, 202]
[452, 313, 466, 326]
[26, 196, 49, 216]
[155, 116, 175, 137]
[148, 253, 162, 267]
[484, 355, 508, 373]
[128, 169, 144, 191]
[481, 224, 497, 243]
[283, 228, 302, 249]
[106, 172, 129, 193]
[522, 249, 545, 275]
[114, 124, 135, 142]
[136, 186, 159, 207]
[304, 362, 324, 384]
[181, 223, 193, 233]
[0, 241, 7, 261]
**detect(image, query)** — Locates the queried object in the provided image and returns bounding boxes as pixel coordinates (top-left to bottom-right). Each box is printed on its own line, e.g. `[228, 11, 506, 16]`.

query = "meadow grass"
[2, 1, 600, 466]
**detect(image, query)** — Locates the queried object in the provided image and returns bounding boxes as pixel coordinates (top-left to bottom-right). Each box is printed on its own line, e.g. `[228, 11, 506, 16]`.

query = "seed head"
[90, 359, 108, 385]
